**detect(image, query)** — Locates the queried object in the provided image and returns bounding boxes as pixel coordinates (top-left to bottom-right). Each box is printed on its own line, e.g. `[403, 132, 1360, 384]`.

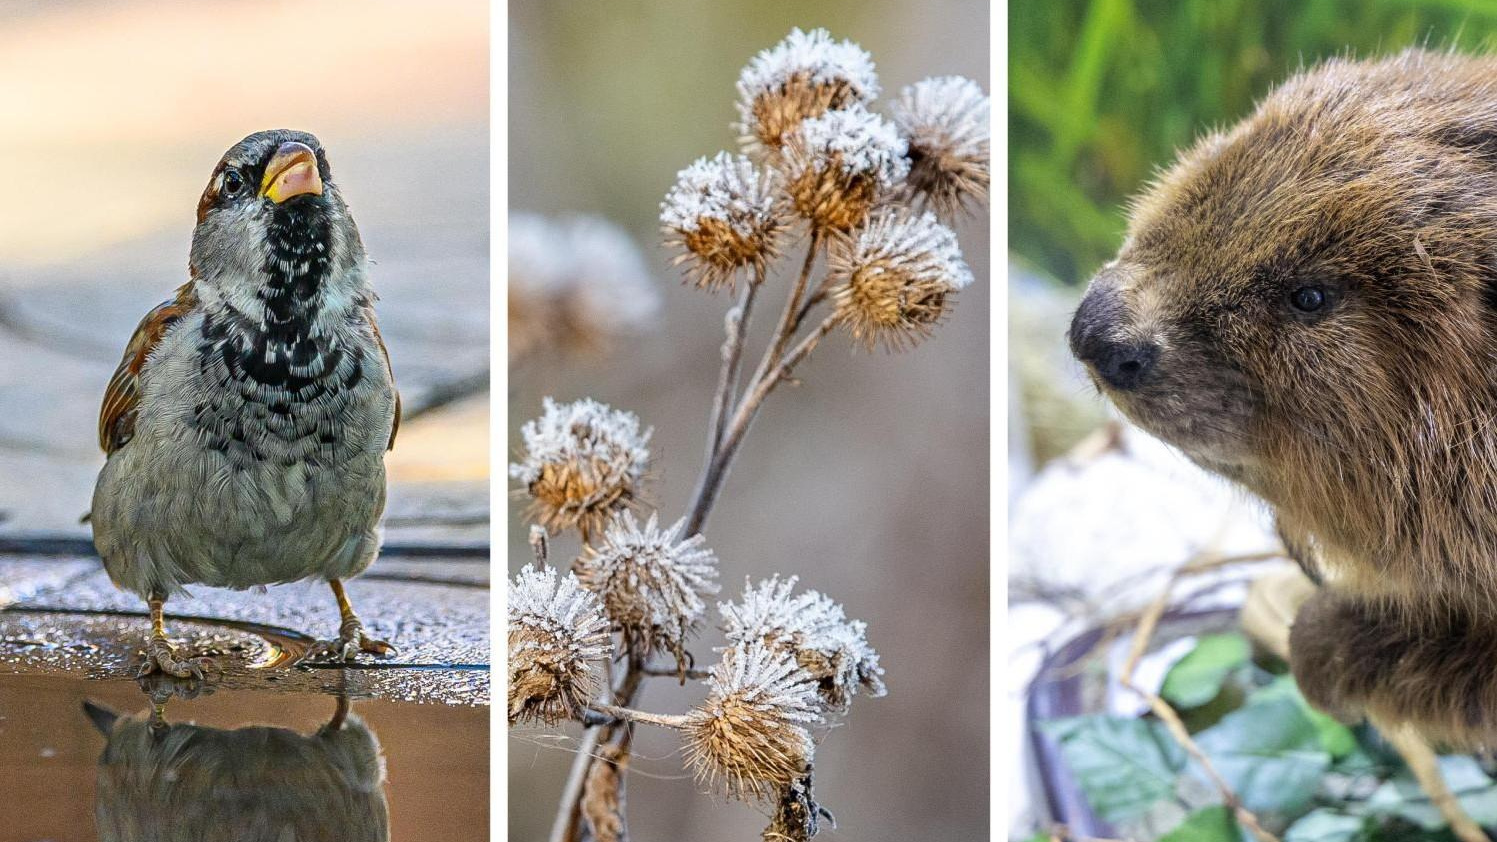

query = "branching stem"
[555, 235, 836, 840]
[588, 702, 690, 730]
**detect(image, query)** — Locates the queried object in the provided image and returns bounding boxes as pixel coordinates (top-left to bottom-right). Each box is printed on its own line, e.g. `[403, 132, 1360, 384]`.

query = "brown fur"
[1072, 50, 1497, 746]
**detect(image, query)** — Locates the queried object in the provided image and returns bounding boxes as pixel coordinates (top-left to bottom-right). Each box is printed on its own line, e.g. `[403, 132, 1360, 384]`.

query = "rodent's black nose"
[1069, 286, 1159, 392]
[1091, 340, 1158, 391]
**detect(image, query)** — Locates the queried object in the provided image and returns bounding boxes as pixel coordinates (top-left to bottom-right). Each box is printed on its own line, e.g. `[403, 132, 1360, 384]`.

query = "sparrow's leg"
[136, 596, 215, 680]
[298, 579, 396, 664]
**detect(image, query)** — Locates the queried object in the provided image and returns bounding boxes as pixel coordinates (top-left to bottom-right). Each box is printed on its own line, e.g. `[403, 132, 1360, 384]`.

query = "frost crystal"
[850, 209, 974, 291]
[782, 107, 909, 233]
[735, 28, 880, 156]
[720, 576, 886, 713]
[891, 76, 991, 217]
[685, 640, 821, 800]
[508, 564, 612, 725]
[793, 107, 909, 186]
[737, 28, 880, 107]
[660, 152, 783, 290]
[509, 397, 652, 535]
[576, 511, 721, 663]
[507, 213, 660, 359]
[828, 209, 974, 349]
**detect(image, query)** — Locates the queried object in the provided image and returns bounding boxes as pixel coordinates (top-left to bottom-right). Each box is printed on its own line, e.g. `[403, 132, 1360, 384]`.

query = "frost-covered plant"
[509, 397, 652, 539]
[575, 512, 720, 667]
[508, 563, 612, 726]
[891, 76, 991, 219]
[721, 576, 886, 713]
[508, 213, 661, 362]
[509, 27, 988, 842]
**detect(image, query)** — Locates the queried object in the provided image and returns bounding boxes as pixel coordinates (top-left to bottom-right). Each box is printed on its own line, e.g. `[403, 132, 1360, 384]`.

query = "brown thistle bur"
[780, 107, 909, 234]
[892, 76, 991, 219]
[508, 397, 651, 538]
[507, 562, 612, 726]
[735, 28, 880, 158]
[574, 511, 720, 669]
[661, 152, 784, 291]
[509, 26, 988, 842]
[828, 209, 975, 351]
[682, 641, 821, 800]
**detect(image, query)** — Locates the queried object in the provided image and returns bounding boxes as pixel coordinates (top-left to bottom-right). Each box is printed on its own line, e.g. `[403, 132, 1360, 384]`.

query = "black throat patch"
[193, 202, 371, 465]
[204, 202, 345, 392]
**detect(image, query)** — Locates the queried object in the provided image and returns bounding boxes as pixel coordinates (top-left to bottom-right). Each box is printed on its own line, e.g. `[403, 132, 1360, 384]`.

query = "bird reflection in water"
[83, 685, 389, 842]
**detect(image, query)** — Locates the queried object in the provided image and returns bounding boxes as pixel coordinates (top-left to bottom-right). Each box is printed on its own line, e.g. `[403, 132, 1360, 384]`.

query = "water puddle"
[0, 670, 488, 841]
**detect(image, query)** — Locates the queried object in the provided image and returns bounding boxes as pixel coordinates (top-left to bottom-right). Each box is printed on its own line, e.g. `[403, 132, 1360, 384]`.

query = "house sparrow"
[90, 129, 400, 679]
[85, 695, 389, 842]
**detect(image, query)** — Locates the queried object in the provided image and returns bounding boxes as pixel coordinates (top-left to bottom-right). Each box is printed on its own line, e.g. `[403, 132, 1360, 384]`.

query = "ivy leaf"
[1365, 755, 1497, 830]
[1041, 715, 1186, 822]
[1284, 809, 1370, 842]
[1160, 805, 1249, 842]
[1161, 634, 1251, 709]
[1194, 696, 1331, 813]
[1250, 675, 1358, 759]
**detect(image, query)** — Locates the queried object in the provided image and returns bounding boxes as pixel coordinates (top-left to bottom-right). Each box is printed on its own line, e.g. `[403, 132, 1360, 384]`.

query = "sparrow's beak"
[260, 141, 324, 204]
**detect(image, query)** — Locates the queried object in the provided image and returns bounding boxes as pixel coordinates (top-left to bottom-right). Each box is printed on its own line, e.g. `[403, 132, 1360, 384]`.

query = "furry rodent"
[1069, 49, 1497, 745]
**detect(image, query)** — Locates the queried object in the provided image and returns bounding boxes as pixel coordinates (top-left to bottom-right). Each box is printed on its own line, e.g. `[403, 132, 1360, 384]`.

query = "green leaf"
[1251, 675, 1359, 759]
[1284, 809, 1369, 842]
[1041, 715, 1186, 823]
[1365, 755, 1497, 830]
[1194, 696, 1332, 813]
[1161, 805, 1245, 842]
[1161, 634, 1251, 709]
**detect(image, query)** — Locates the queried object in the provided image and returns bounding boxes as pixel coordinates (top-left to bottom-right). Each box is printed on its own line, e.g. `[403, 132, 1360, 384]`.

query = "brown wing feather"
[98, 284, 197, 455]
[370, 311, 400, 450]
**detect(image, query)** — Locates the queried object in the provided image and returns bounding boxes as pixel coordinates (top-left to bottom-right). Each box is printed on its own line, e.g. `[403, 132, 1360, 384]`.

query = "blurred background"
[0, 2, 490, 838]
[509, 1, 990, 840]
[1009, 1, 1497, 838]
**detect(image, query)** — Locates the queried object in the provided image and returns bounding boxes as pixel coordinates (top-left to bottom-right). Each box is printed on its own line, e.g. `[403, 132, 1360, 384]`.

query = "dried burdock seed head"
[508, 213, 660, 361]
[660, 152, 785, 292]
[507, 564, 612, 726]
[735, 27, 879, 159]
[828, 208, 974, 351]
[891, 76, 991, 219]
[684, 641, 821, 801]
[781, 107, 909, 234]
[720, 576, 887, 713]
[576, 511, 721, 666]
[509, 397, 652, 537]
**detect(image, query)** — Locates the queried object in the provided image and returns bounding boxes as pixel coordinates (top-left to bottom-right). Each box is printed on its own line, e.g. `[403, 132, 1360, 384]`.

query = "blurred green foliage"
[1009, 0, 1497, 285]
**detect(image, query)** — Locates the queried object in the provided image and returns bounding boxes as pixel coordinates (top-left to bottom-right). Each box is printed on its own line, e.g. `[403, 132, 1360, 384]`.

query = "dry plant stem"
[640, 664, 710, 680]
[1121, 551, 1281, 842]
[684, 237, 824, 536]
[588, 702, 691, 730]
[688, 314, 838, 536]
[793, 275, 836, 329]
[550, 727, 604, 842]
[696, 274, 761, 496]
[753, 232, 821, 386]
[1380, 723, 1487, 842]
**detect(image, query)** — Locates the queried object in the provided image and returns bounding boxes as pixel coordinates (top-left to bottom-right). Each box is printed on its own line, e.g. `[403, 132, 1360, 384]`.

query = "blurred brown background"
[508, 1, 990, 840]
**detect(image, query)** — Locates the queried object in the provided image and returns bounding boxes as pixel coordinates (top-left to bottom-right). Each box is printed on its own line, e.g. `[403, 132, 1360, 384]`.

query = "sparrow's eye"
[1290, 285, 1326, 313]
[222, 168, 245, 197]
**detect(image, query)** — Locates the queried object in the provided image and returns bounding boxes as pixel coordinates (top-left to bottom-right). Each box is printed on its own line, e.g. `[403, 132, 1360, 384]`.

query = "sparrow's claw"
[297, 622, 396, 665]
[136, 637, 217, 681]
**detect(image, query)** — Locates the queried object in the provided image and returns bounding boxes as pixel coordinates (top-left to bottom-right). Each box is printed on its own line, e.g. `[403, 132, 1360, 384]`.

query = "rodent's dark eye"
[222, 168, 245, 197]
[1291, 285, 1326, 313]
